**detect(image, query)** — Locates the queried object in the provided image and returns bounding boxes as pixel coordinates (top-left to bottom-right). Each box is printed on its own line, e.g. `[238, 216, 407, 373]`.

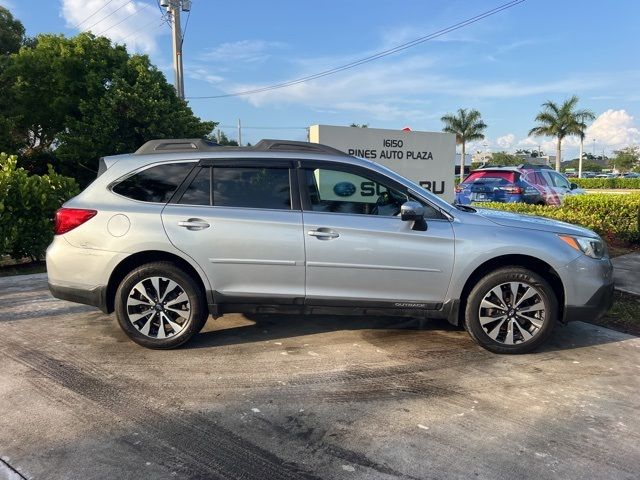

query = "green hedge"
[473, 193, 640, 243]
[0, 153, 79, 261]
[572, 177, 640, 189]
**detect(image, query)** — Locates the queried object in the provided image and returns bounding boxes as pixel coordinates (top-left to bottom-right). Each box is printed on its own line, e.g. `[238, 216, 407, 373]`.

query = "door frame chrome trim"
[306, 261, 441, 272]
[209, 258, 298, 266]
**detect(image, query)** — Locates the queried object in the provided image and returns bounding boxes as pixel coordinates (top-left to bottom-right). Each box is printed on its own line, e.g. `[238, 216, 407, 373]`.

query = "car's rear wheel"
[464, 267, 557, 354]
[115, 262, 207, 349]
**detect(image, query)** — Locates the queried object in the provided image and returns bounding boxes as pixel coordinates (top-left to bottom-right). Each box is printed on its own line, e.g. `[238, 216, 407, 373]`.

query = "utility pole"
[161, 0, 190, 98]
[237, 119, 242, 146]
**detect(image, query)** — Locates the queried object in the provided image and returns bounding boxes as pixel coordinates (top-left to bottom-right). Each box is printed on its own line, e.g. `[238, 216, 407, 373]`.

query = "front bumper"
[563, 282, 614, 323]
[48, 282, 108, 313]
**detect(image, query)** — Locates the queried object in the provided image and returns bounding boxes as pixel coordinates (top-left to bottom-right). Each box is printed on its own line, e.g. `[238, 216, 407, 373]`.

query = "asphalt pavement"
[0, 273, 638, 480]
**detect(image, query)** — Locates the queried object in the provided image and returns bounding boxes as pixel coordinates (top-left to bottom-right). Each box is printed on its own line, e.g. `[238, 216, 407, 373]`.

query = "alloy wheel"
[126, 276, 191, 339]
[478, 281, 546, 345]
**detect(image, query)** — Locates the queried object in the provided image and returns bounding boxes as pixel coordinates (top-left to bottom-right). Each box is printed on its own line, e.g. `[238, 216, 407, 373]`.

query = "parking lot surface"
[0, 273, 638, 480]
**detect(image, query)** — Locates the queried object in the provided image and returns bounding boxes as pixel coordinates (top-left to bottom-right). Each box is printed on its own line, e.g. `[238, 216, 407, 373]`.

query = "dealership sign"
[309, 125, 456, 202]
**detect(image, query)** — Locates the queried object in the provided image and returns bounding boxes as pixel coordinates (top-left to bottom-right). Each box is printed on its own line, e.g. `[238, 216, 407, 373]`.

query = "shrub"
[0, 153, 79, 260]
[474, 193, 640, 243]
[572, 178, 640, 189]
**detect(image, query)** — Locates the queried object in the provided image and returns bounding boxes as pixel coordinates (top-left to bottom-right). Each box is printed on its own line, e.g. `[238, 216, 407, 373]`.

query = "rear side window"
[212, 167, 291, 210]
[113, 162, 194, 203]
[179, 167, 211, 205]
[463, 171, 516, 184]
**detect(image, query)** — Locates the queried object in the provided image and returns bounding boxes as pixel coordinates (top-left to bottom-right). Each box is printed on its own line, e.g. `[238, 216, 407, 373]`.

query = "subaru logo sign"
[333, 181, 356, 197]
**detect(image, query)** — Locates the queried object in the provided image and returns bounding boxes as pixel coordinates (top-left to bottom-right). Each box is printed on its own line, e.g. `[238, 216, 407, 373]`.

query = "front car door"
[298, 162, 455, 309]
[162, 160, 305, 303]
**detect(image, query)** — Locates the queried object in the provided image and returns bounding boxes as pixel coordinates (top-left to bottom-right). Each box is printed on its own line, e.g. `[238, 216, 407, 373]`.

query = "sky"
[5, 0, 640, 158]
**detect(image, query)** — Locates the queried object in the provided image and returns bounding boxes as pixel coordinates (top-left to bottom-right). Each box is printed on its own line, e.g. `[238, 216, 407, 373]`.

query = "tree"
[609, 146, 639, 172]
[441, 108, 487, 181]
[486, 151, 521, 166]
[0, 32, 215, 185]
[529, 96, 595, 172]
[350, 123, 368, 128]
[0, 7, 25, 55]
[207, 130, 239, 146]
[561, 158, 602, 173]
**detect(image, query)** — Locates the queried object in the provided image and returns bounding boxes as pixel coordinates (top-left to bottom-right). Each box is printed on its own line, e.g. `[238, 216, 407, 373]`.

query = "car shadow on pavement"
[188, 314, 629, 354]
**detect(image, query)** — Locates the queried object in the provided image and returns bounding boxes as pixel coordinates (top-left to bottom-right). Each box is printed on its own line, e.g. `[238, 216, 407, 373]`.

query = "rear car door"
[162, 160, 305, 303]
[299, 162, 455, 308]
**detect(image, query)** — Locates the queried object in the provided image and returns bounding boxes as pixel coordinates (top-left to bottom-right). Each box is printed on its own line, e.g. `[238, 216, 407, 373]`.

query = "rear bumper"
[48, 282, 108, 314]
[563, 282, 614, 323]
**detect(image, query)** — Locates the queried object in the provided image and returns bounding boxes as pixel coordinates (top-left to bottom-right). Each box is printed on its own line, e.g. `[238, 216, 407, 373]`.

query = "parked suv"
[47, 139, 613, 354]
[456, 165, 583, 206]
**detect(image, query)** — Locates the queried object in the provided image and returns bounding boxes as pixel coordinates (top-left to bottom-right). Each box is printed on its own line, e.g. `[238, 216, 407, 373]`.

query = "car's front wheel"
[115, 262, 208, 349]
[464, 267, 558, 354]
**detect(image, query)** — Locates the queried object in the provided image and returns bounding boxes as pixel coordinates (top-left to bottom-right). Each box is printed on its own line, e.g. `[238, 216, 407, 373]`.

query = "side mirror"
[570, 182, 578, 190]
[401, 201, 425, 221]
[400, 201, 427, 231]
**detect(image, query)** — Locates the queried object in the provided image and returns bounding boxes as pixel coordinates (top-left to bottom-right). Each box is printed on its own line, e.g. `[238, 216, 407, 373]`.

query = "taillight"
[500, 185, 522, 194]
[54, 208, 97, 235]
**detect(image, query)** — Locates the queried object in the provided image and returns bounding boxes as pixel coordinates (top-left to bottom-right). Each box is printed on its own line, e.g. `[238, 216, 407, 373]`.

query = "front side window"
[303, 167, 409, 216]
[212, 167, 291, 210]
[113, 162, 194, 203]
[550, 172, 571, 189]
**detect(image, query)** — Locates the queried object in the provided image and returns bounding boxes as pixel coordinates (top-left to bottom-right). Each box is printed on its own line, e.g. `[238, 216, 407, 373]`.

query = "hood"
[474, 207, 598, 238]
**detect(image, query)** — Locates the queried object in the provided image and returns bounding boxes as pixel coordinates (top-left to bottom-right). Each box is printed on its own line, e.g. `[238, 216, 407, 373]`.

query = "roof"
[475, 163, 553, 171]
[134, 138, 349, 157]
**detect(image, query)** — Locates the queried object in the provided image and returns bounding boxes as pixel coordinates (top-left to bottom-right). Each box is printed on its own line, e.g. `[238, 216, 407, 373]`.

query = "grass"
[589, 290, 640, 337]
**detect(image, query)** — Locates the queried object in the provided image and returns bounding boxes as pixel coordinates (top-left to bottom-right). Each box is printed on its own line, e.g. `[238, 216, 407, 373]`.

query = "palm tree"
[529, 96, 595, 172]
[441, 109, 487, 181]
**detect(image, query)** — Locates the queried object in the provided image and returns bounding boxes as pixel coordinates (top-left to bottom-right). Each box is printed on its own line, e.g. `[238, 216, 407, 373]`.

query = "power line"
[120, 16, 166, 42]
[72, 0, 119, 29]
[187, 0, 525, 100]
[218, 124, 307, 130]
[83, 0, 134, 33]
[181, 2, 192, 47]
[94, 3, 147, 37]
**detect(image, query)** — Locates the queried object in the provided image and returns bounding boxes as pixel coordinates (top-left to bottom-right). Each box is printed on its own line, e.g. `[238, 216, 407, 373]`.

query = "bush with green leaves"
[474, 193, 640, 243]
[572, 177, 640, 189]
[0, 153, 79, 260]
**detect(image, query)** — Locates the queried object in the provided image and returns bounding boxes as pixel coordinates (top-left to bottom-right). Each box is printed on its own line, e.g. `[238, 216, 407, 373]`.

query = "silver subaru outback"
[46, 139, 614, 354]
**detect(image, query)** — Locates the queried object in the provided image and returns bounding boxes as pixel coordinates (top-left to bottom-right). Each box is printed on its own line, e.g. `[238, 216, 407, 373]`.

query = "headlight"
[558, 234, 607, 259]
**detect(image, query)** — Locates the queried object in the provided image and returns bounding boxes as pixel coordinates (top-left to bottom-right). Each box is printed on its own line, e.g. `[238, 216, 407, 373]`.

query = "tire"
[464, 267, 558, 354]
[115, 261, 208, 349]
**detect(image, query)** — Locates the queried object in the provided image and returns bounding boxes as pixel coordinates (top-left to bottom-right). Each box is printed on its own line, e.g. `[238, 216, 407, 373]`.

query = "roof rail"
[133, 138, 349, 157]
[518, 163, 552, 169]
[253, 139, 347, 156]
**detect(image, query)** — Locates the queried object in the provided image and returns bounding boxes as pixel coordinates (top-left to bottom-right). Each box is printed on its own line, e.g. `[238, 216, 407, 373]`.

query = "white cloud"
[187, 67, 224, 85]
[496, 133, 515, 149]
[585, 109, 640, 148]
[201, 40, 286, 63]
[60, 0, 167, 53]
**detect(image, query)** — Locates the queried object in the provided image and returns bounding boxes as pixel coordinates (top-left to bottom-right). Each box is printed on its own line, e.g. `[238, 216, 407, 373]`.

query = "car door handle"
[308, 229, 339, 239]
[178, 219, 210, 230]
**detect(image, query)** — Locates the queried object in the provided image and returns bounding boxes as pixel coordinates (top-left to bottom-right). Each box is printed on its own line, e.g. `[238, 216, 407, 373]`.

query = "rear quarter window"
[112, 162, 195, 203]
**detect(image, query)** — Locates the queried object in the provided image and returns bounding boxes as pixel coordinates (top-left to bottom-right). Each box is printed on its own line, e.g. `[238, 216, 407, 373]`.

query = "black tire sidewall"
[115, 262, 207, 349]
[465, 267, 557, 354]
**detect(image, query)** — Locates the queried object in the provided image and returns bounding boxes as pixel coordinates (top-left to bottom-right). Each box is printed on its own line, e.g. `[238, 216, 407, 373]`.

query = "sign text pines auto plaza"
[309, 125, 456, 202]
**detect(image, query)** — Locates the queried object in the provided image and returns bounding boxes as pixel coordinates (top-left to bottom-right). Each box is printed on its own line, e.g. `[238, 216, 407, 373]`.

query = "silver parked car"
[47, 139, 613, 354]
